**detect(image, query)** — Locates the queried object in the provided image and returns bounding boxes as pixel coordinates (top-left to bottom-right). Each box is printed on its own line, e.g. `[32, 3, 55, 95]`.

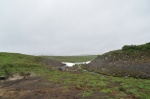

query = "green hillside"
[42, 55, 97, 62]
[0, 52, 62, 77]
[122, 42, 150, 51]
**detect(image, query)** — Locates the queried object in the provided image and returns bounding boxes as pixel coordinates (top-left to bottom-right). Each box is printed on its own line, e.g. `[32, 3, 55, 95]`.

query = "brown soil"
[0, 76, 83, 99]
[0, 76, 116, 99]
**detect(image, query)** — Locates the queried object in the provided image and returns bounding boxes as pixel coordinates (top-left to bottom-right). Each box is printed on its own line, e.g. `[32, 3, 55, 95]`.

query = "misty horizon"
[0, 0, 150, 55]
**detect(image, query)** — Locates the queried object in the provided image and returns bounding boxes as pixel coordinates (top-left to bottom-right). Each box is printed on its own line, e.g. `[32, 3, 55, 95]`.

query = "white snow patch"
[62, 62, 75, 67]
[62, 61, 91, 67]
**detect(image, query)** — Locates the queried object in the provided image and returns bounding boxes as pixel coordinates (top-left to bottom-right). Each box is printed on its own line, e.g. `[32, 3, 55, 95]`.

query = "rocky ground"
[86, 50, 150, 79]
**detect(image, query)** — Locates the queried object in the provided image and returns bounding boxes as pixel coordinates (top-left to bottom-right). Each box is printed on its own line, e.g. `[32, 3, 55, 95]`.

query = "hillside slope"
[0, 52, 64, 77]
[87, 43, 150, 78]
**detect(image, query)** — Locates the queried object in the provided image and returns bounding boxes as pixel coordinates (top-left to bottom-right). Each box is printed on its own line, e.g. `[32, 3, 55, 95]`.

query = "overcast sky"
[0, 0, 150, 55]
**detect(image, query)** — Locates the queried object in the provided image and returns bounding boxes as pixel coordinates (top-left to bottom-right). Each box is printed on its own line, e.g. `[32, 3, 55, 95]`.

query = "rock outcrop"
[86, 50, 150, 79]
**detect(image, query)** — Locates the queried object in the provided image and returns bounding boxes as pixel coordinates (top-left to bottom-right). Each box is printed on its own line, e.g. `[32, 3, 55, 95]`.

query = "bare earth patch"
[0, 76, 84, 99]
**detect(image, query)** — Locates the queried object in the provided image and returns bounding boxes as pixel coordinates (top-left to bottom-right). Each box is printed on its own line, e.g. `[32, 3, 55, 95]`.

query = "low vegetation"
[0, 50, 150, 99]
[42, 55, 97, 62]
[122, 42, 150, 51]
[0, 52, 63, 78]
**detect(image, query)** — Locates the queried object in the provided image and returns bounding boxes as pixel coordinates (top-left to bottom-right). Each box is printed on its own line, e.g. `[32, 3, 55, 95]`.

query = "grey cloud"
[0, 0, 150, 55]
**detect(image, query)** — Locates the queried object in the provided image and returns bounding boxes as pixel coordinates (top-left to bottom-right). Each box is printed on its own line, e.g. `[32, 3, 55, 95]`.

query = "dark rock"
[0, 76, 7, 80]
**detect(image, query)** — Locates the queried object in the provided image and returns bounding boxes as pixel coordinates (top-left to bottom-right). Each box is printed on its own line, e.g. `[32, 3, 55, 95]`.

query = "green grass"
[45, 71, 150, 99]
[101, 88, 112, 93]
[82, 90, 93, 97]
[0, 52, 55, 77]
[0, 52, 150, 98]
[41, 55, 97, 62]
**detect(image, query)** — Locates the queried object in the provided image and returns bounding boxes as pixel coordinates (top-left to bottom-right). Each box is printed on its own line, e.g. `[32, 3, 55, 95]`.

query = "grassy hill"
[0, 52, 150, 99]
[42, 55, 97, 62]
[87, 43, 150, 79]
[0, 52, 63, 77]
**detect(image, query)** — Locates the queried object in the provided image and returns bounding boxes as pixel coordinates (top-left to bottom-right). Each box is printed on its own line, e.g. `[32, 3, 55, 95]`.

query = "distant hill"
[86, 43, 150, 79]
[41, 55, 97, 63]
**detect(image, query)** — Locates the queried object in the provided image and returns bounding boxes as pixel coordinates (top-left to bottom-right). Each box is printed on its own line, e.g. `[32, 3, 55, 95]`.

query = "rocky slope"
[86, 43, 150, 79]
